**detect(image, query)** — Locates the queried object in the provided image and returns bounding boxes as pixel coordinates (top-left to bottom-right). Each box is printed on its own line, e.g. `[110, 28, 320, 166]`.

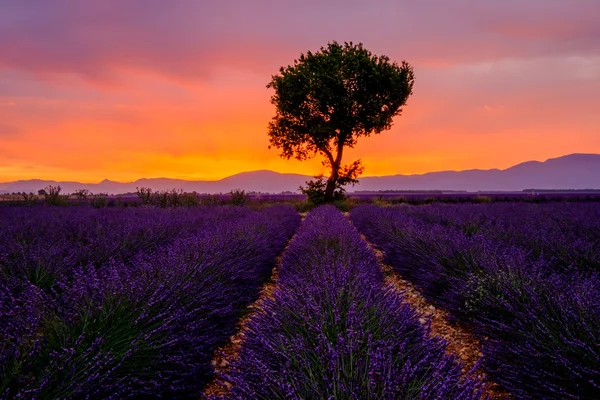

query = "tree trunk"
[324, 165, 340, 202]
[324, 140, 344, 202]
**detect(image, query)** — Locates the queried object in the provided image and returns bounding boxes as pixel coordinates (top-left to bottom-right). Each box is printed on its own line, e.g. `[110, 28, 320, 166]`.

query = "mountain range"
[1, 154, 599, 195]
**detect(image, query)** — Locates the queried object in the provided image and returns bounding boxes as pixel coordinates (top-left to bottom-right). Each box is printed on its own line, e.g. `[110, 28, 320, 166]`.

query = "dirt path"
[202, 255, 282, 397]
[356, 230, 509, 399]
[205, 212, 508, 399]
[203, 215, 306, 398]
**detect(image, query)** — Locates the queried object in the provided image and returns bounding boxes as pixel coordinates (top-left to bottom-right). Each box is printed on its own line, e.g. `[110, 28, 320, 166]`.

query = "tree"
[43, 185, 69, 206]
[267, 41, 415, 202]
[73, 189, 91, 199]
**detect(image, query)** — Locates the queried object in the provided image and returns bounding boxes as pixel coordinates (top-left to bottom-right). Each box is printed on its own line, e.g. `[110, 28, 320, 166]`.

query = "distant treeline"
[3, 186, 600, 211]
[523, 189, 600, 193]
[353, 190, 468, 194]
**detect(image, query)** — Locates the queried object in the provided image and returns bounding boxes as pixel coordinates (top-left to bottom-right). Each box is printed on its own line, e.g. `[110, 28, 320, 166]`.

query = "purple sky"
[1, 1, 599, 181]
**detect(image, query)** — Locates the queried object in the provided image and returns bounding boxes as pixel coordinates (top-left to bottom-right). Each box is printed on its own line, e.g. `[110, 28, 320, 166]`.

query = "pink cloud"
[1, 1, 598, 83]
[0, 1, 599, 182]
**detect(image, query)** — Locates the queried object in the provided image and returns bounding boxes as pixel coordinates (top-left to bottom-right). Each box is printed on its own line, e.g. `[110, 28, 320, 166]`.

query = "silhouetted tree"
[73, 189, 91, 199]
[229, 189, 249, 206]
[136, 187, 153, 205]
[21, 192, 36, 206]
[267, 41, 414, 202]
[43, 185, 69, 206]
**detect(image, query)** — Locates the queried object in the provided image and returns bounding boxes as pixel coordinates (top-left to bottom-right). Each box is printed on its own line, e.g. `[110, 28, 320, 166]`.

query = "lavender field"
[1, 202, 599, 399]
[352, 203, 600, 399]
[0, 205, 300, 398]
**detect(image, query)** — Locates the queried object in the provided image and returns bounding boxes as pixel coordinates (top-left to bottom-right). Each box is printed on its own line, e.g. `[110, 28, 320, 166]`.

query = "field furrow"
[357, 230, 509, 400]
[1, 205, 300, 398]
[351, 203, 600, 399]
[210, 205, 486, 399]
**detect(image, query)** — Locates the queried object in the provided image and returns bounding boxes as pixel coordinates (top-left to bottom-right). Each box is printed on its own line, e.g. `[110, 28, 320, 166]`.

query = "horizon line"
[1, 152, 596, 185]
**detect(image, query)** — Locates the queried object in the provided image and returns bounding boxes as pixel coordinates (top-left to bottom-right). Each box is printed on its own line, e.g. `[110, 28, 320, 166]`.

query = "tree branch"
[333, 132, 347, 168]
[320, 146, 335, 167]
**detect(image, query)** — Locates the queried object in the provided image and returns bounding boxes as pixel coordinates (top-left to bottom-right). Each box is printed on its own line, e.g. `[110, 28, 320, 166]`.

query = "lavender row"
[402, 202, 600, 272]
[1, 205, 300, 399]
[351, 204, 600, 399]
[0, 206, 251, 291]
[213, 205, 485, 399]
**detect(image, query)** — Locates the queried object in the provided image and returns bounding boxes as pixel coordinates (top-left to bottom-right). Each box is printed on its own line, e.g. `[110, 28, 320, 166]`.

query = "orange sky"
[1, 1, 599, 183]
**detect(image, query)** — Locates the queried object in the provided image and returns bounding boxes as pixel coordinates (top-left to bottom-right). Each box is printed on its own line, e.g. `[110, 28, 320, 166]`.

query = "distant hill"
[1, 154, 599, 194]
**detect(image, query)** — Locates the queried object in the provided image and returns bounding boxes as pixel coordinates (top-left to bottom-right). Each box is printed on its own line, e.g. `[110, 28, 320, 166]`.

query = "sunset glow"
[1, 1, 599, 182]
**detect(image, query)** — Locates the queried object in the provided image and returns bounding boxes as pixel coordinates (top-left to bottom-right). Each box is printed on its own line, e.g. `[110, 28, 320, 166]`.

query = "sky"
[1, 0, 599, 183]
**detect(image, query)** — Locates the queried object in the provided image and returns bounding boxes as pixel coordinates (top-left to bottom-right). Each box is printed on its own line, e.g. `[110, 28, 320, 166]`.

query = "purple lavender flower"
[213, 206, 485, 399]
[352, 203, 600, 399]
[1, 205, 300, 398]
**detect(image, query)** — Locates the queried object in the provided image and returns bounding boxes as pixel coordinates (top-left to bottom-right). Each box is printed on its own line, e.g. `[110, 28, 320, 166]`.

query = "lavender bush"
[213, 206, 485, 400]
[466, 267, 600, 399]
[403, 202, 600, 272]
[1, 205, 300, 399]
[352, 204, 600, 399]
[0, 206, 252, 291]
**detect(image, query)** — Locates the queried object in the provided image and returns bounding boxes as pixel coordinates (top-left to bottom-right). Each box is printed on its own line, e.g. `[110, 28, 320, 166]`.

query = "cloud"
[0, 124, 20, 136]
[1, 0, 598, 84]
[0, 1, 599, 182]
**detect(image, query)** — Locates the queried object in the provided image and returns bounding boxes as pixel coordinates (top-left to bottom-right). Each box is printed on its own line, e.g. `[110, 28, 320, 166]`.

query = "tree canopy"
[267, 41, 415, 202]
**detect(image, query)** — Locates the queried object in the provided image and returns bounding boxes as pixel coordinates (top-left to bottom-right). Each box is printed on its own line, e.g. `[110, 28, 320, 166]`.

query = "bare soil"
[204, 212, 509, 399]
[360, 232, 509, 399]
[202, 254, 283, 398]
[203, 215, 306, 398]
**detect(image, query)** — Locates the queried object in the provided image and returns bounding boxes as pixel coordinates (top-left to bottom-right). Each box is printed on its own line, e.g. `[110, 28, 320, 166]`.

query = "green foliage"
[332, 198, 360, 212]
[335, 159, 364, 187]
[134, 188, 201, 207]
[267, 41, 415, 161]
[300, 174, 345, 205]
[152, 189, 184, 208]
[390, 196, 407, 204]
[91, 193, 109, 208]
[73, 189, 90, 203]
[43, 185, 69, 206]
[166, 189, 183, 207]
[293, 200, 314, 213]
[473, 195, 493, 204]
[201, 194, 221, 206]
[136, 187, 153, 205]
[230, 189, 249, 206]
[114, 195, 125, 208]
[154, 191, 170, 208]
[267, 41, 414, 202]
[180, 191, 200, 206]
[300, 161, 365, 205]
[26, 297, 156, 399]
[21, 192, 37, 206]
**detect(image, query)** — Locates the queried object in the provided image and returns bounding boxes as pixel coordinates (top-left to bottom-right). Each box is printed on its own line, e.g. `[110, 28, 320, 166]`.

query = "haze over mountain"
[1, 154, 599, 195]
